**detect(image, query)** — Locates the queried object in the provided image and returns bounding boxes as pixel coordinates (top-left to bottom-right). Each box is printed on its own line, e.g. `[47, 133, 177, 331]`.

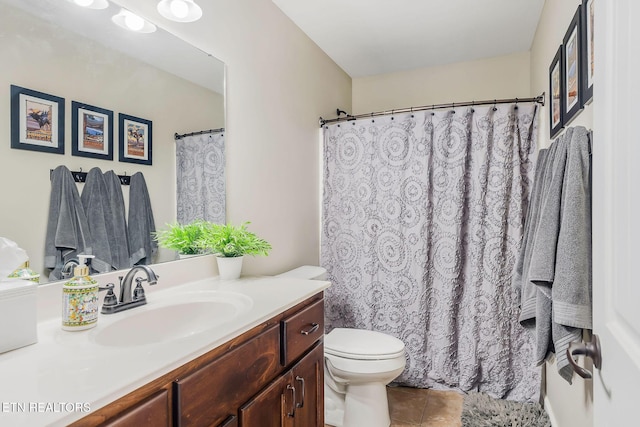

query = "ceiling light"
[157, 0, 202, 23]
[112, 9, 157, 33]
[66, 0, 109, 9]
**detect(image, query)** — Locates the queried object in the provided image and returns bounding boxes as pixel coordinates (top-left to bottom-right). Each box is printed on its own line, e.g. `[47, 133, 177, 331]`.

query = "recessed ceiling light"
[112, 9, 157, 33]
[157, 0, 203, 23]
[66, 0, 109, 9]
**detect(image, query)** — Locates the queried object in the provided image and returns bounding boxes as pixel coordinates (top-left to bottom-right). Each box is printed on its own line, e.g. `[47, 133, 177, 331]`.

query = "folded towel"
[128, 172, 157, 265]
[44, 165, 93, 280]
[104, 171, 130, 269]
[81, 167, 114, 274]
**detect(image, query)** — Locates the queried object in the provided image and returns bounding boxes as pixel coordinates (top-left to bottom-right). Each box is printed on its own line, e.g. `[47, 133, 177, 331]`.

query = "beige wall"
[0, 4, 224, 280]
[114, 0, 352, 276]
[352, 51, 531, 114]
[530, 0, 594, 426]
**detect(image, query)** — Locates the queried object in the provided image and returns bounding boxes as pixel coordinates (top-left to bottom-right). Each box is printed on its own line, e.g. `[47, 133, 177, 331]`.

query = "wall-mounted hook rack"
[49, 167, 131, 185]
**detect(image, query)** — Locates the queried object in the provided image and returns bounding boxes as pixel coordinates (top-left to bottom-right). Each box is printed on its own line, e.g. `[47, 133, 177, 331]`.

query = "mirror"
[0, 0, 226, 283]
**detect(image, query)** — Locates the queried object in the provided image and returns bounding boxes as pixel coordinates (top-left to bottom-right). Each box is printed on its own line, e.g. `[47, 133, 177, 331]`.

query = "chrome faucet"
[61, 259, 79, 280]
[100, 265, 159, 314]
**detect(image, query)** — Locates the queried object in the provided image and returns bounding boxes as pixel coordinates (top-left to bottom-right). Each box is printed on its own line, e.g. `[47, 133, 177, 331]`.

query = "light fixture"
[66, 0, 109, 9]
[157, 0, 202, 23]
[112, 8, 157, 33]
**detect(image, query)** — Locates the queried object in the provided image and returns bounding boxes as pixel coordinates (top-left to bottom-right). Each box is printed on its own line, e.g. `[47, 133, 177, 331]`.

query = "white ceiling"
[2, 0, 225, 95]
[273, 0, 545, 78]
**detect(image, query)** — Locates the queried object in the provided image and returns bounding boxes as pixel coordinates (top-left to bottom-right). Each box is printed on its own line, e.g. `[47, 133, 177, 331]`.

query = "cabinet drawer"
[102, 389, 170, 427]
[175, 325, 281, 427]
[281, 298, 324, 366]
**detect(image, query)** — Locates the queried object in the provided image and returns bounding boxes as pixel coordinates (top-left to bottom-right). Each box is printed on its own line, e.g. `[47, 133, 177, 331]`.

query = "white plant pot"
[216, 256, 244, 280]
[178, 253, 200, 260]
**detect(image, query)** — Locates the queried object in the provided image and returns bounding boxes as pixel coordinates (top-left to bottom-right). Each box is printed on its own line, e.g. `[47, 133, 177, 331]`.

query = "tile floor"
[325, 386, 463, 427]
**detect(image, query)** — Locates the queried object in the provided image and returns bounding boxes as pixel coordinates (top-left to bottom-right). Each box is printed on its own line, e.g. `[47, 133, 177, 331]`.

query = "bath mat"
[461, 392, 551, 427]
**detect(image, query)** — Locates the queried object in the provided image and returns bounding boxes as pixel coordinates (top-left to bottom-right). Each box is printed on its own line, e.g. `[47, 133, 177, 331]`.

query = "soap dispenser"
[62, 254, 99, 331]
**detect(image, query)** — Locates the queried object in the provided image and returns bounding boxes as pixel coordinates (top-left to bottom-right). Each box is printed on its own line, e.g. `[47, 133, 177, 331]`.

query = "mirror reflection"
[0, 0, 226, 283]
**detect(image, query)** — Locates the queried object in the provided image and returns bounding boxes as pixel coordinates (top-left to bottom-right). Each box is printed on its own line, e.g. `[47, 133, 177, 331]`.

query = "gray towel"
[128, 172, 157, 265]
[104, 171, 130, 269]
[81, 167, 114, 274]
[513, 126, 592, 384]
[513, 141, 560, 367]
[551, 126, 592, 382]
[513, 147, 549, 320]
[44, 165, 93, 280]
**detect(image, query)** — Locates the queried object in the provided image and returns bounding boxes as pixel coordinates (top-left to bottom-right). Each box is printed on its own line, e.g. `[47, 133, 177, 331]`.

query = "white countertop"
[0, 259, 330, 426]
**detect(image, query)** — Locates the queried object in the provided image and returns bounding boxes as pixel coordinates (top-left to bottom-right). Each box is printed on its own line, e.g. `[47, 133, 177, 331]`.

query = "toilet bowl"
[277, 266, 406, 427]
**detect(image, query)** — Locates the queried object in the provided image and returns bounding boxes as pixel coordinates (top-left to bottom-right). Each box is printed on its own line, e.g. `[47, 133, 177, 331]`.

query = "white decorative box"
[0, 280, 37, 353]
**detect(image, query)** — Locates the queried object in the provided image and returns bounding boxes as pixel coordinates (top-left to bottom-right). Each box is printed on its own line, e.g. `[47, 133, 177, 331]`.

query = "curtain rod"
[174, 127, 225, 140]
[318, 93, 545, 127]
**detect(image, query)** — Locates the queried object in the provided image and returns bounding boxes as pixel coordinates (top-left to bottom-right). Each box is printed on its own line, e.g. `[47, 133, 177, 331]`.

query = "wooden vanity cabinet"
[72, 293, 324, 427]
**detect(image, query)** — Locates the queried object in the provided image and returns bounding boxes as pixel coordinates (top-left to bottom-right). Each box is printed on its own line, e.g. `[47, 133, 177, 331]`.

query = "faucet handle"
[133, 277, 147, 301]
[99, 283, 118, 307]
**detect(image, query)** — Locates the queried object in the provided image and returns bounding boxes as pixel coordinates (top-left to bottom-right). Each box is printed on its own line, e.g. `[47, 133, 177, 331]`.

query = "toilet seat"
[325, 328, 405, 360]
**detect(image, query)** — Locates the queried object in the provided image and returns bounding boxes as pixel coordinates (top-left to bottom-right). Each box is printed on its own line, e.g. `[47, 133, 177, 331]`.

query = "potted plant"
[198, 222, 272, 279]
[153, 220, 208, 258]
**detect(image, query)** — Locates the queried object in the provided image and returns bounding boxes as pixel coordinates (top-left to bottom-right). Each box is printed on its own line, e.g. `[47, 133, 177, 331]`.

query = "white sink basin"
[91, 291, 253, 347]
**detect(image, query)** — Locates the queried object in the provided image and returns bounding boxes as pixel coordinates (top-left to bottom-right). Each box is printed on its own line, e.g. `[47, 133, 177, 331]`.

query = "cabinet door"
[239, 372, 295, 427]
[291, 343, 324, 427]
[175, 325, 281, 426]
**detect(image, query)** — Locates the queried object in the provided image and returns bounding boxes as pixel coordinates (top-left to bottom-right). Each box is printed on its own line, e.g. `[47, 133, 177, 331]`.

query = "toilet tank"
[276, 265, 327, 280]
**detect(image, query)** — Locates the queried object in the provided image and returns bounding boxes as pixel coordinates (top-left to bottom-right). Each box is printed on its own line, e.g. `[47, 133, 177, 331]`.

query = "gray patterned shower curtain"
[321, 103, 540, 402]
[176, 132, 226, 224]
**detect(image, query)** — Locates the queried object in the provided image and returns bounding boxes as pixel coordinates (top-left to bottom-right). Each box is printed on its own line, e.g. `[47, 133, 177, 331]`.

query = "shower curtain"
[321, 103, 540, 401]
[176, 132, 226, 224]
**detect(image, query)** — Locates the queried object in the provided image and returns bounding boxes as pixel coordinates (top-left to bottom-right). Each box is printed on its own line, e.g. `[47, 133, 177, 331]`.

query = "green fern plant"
[198, 222, 272, 258]
[153, 220, 208, 255]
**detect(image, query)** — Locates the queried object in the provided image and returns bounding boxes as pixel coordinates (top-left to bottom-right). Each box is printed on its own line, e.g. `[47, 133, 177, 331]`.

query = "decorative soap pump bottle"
[62, 255, 99, 331]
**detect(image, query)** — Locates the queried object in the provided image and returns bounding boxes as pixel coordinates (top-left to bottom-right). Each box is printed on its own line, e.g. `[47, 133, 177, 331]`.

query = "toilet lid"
[325, 328, 405, 360]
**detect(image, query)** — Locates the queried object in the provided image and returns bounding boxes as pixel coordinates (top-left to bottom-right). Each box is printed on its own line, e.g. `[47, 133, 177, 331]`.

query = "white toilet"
[277, 266, 406, 427]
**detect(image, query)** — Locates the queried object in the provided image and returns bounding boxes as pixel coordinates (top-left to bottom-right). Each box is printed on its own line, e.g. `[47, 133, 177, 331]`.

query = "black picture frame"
[562, 6, 583, 125]
[72, 101, 113, 160]
[581, 0, 594, 104]
[118, 113, 152, 165]
[10, 85, 65, 154]
[549, 46, 564, 139]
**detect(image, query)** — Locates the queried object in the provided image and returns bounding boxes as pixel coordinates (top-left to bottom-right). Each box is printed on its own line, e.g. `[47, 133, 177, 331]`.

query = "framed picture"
[562, 6, 583, 125]
[581, 0, 594, 104]
[72, 101, 113, 160]
[119, 113, 152, 165]
[10, 85, 65, 154]
[549, 46, 564, 139]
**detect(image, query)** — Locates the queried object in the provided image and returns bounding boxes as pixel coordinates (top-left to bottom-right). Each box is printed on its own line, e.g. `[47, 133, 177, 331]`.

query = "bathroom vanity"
[75, 295, 324, 426]
[0, 257, 330, 427]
